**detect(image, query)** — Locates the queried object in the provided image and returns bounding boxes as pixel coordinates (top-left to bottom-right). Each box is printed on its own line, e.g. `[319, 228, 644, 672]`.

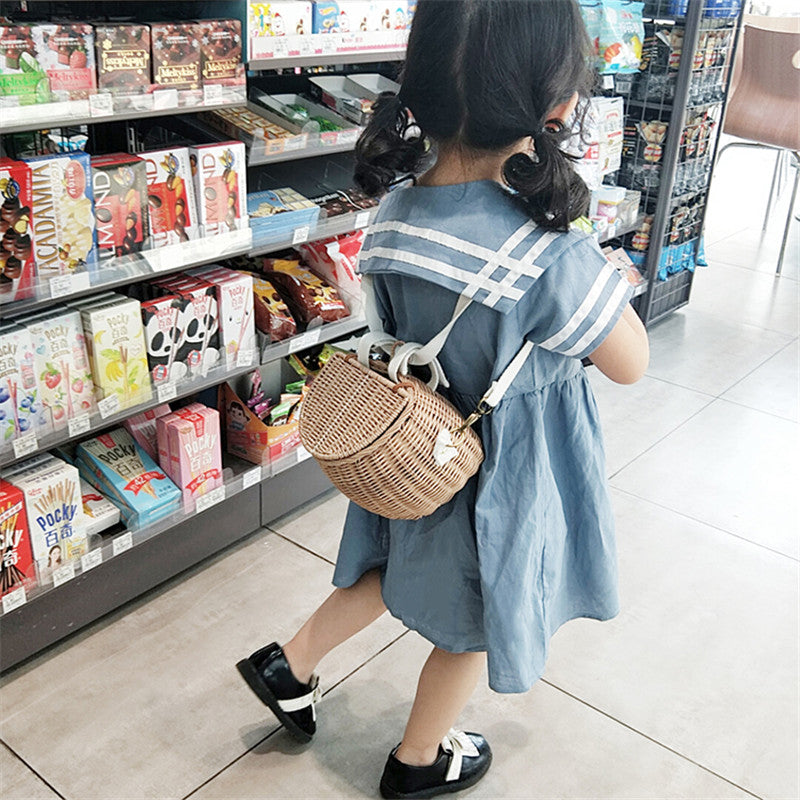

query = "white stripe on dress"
[560, 277, 630, 357]
[537, 260, 619, 352]
[483, 230, 559, 306]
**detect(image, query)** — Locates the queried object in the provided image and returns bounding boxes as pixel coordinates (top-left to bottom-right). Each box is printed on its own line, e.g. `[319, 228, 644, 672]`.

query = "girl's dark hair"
[354, 0, 595, 231]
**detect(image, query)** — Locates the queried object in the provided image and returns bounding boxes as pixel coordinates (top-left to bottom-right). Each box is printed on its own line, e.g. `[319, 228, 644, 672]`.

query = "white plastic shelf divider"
[260, 314, 367, 362]
[249, 136, 358, 167]
[1, 229, 253, 317]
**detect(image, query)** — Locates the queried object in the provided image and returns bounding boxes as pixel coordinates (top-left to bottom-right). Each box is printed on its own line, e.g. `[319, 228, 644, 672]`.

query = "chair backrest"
[724, 23, 800, 150]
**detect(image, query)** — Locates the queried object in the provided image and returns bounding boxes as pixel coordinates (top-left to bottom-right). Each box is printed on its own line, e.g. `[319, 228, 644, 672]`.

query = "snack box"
[76, 428, 181, 528]
[150, 22, 201, 91]
[0, 324, 48, 443]
[336, 2, 384, 33]
[141, 147, 199, 245]
[197, 107, 307, 156]
[266, 260, 350, 323]
[249, 2, 313, 37]
[0, 478, 36, 598]
[310, 73, 399, 126]
[312, 186, 378, 217]
[10, 457, 87, 582]
[247, 188, 320, 240]
[188, 266, 256, 366]
[79, 478, 121, 537]
[141, 295, 189, 384]
[313, 1, 341, 33]
[189, 141, 247, 236]
[81, 297, 152, 410]
[94, 24, 151, 95]
[163, 405, 223, 505]
[0, 157, 36, 302]
[170, 280, 222, 376]
[91, 153, 151, 259]
[252, 275, 297, 342]
[31, 23, 96, 100]
[299, 229, 364, 304]
[24, 308, 96, 429]
[155, 401, 204, 474]
[123, 404, 172, 462]
[0, 24, 48, 105]
[24, 151, 98, 279]
[197, 19, 242, 86]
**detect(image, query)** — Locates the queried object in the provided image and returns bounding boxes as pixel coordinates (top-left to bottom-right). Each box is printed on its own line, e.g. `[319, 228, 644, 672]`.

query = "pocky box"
[95, 24, 151, 95]
[0, 479, 36, 598]
[174, 281, 222, 376]
[156, 402, 203, 475]
[79, 478, 120, 537]
[188, 266, 255, 366]
[81, 297, 152, 410]
[164, 405, 223, 505]
[24, 151, 98, 279]
[141, 295, 188, 384]
[24, 309, 97, 429]
[141, 147, 198, 245]
[0, 157, 36, 302]
[123, 404, 172, 462]
[0, 325, 47, 444]
[76, 428, 181, 528]
[198, 19, 242, 86]
[189, 142, 247, 236]
[91, 153, 150, 259]
[31, 23, 96, 101]
[10, 457, 87, 583]
[150, 22, 201, 91]
[0, 24, 48, 105]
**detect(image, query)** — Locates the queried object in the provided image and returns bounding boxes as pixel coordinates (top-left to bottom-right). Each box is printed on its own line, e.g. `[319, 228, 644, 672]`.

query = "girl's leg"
[282, 568, 387, 684]
[395, 647, 486, 766]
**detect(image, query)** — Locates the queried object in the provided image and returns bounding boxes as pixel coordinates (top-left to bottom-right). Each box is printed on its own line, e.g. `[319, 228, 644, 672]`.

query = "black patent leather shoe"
[379, 730, 492, 799]
[236, 642, 320, 743]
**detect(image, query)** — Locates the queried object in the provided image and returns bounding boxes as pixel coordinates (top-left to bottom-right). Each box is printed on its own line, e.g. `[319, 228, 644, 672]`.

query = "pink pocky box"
[165, 405, 223, 505]
[189, 142, 247, 236]
[23, 309, 96, 430]
[123, 403, 172, 462]
[156, 402, 204, 475]
[0, 324, 48, 444]
[188, 266, 255, 366]
[142, 147, 199, 246]
[31, 23, 97, 101]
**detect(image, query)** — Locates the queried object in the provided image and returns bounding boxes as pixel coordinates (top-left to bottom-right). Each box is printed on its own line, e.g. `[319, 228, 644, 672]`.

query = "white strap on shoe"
[276, 674, 322, 721]
[441, 729, 480, 782]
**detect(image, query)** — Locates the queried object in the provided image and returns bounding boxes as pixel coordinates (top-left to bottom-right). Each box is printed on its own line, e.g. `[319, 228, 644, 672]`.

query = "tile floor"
[1, 142, 798, 800]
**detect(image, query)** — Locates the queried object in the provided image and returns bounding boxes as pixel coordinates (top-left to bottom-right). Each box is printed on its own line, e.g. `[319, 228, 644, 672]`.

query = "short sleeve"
[520, 234, 634, 360]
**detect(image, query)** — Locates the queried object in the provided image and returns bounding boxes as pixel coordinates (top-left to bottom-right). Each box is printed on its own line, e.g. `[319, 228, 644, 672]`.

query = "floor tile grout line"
[270, 529, 337, 567]
[610, 485, 800, 563]
[181, 631, 409, 800]
[1, 739, 68, 800]
[713, 394, 798, 425]
[538, 680, 765, 800]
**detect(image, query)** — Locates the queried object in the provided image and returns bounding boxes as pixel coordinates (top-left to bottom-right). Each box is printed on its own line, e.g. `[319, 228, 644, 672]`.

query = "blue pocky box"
[76, 427, 181, 528]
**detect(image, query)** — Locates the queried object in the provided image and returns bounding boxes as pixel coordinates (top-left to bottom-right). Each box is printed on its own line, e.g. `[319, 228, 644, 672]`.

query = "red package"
[253, 275, 297, 341]
[265, 261, 349, 324]
[150, 22, 201, 90]
[0, 158, 35, 301]
[0, 479, 36, 598]
[299, 229, 365, 299]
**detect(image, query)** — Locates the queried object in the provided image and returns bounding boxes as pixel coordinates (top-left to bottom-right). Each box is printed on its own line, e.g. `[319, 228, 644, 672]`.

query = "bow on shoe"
[441, 729, 480, 782]
[276, 674, 322, 721]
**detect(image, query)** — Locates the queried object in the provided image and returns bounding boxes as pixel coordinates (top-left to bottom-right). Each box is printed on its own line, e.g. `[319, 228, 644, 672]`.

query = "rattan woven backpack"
[299, 276, 534, 520]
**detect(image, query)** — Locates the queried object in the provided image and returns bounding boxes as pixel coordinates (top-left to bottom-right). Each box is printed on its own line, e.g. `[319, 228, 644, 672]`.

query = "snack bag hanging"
[597, 0, 644, 74]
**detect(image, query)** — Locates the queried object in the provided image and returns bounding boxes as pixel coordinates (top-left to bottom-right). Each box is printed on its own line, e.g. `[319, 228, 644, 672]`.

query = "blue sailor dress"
[331, 180, 634, 693]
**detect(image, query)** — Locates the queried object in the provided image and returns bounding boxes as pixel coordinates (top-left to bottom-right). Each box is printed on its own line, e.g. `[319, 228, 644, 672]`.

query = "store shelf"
[0, 89, 247, 135]
[1, 229, 253, 318]
[597, 214, 646, 244]
[249, 137, 357, 166]
[250, 207, 376, 256]
[261, 315, 367, 363]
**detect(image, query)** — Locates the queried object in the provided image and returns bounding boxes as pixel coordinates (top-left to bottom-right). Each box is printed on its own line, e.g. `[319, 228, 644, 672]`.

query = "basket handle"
[391, 380, 415, 393]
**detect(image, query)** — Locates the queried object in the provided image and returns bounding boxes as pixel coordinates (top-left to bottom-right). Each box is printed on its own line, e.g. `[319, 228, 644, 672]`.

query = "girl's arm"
[588, 304, 650, 385]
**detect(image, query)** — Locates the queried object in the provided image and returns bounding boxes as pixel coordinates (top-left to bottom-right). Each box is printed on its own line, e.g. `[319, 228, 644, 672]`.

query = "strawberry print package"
[123, 404, 172, 462]
[150, 22, 201, 90]
[95, 24, 151, 95]
[0, 157, 36, 302]
[142, 147, 198, 245]
[252, 275, 297, 342]
[0, 479, 36, 598]
[32, 23, 97, 100]
[189, 142, 247, 236]
[265, 261, 349, 323]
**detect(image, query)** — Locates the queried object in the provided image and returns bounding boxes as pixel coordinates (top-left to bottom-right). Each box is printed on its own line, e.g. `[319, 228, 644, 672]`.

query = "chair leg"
[763, 150, 785, 232]
[776, 156, 799, 277]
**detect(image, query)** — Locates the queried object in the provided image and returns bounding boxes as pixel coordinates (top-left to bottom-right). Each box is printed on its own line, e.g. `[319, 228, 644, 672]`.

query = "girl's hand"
[588, 304, 649, 384]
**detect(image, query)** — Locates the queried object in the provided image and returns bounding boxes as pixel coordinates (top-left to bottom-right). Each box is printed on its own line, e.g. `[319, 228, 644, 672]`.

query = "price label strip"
[292, 226, 310, 245]
[49, 274, 74, 299]
[196, 485, 226, 514]
[242, 467, 262, 490]
[289, 328, 323, 354]
[112, 531, 133, 557]
[81, 549, 103, 573]
[89, 92, 114, 117]
[2, 586, 26, 614]
[355, 211, 371, 229]
[12, 433, 38, 460]
[157, 382, 178, 403]
[68, 413, 91, 438]
[98, 394, 120, 419]
[52, 562, 76, 588]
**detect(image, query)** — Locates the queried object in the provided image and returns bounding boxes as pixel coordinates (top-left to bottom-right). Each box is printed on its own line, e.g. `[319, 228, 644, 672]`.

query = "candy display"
[24, 151, 98, 279]
[0, 479, 36, 598]
[190, 142, 247, 236]
[140, 295, 187, 384]
[81, 296, 152, 409]
[31, 23, 97, 100]
[252, 275, 297, 342]
[123, 404, 172, 461]
[299, 229, 364, 303]
[248, 188, 320, 240]
[142, 147, 198, 245]
[10, 456, 87, 583]
[265, 260, 349, 324]
[0, 324, 47, 443]
[24, 308, 97, 428]
[312, 187, 379, 218]
[94, 24, 151, 96]
[198, 107, 306, 155]
[150, 22, 201, 91]
[79, 477, 121, 537]
[91, 153, 151, 259]
[0, 24, 48, 105]
[77, 428, 181, 527]
[198, 19, 242, 86]
[249, 2, 313, 38]
[0, 157, 36, 302]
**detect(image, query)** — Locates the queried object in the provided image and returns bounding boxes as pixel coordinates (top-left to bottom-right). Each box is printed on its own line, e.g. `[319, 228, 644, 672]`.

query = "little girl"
[237, 1, 649, 797]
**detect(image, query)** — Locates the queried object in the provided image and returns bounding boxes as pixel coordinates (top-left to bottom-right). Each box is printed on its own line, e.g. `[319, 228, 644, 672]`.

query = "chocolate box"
[0, 24, 48, 105]
[198, 19, 242, 86]
[189, 141, 247, 236]
[150, 22, 201, 91]
[95, 23, 151, 95]
[91, 153, 151, 259]
[142, 147, 199, 245]
[31, 23, 96, 100]
[141, 295, 188, 384]
[0, 157, 36, 301]
[0, 479, 36, 598]
[24, 151, 98, 278]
